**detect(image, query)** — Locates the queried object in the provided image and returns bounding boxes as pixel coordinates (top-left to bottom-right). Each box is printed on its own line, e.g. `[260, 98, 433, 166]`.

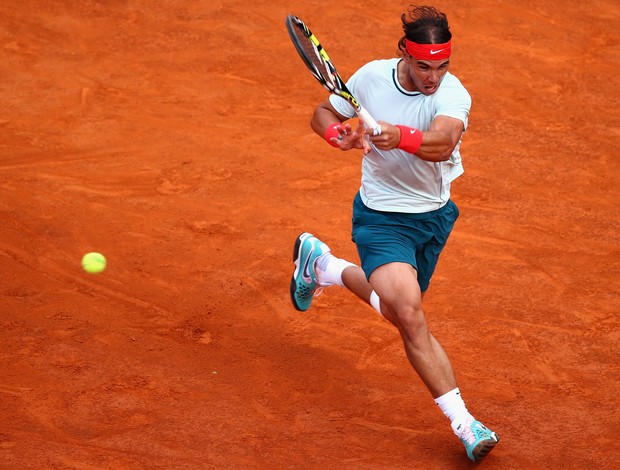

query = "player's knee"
[387, 299, 426, 333]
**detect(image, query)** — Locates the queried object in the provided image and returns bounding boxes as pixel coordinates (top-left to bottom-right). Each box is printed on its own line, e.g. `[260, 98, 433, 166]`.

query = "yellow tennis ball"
[82, 252, 106, 274]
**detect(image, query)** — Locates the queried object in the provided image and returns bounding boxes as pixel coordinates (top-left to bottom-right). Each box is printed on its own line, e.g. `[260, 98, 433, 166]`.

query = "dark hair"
[398, 5, 451, 53]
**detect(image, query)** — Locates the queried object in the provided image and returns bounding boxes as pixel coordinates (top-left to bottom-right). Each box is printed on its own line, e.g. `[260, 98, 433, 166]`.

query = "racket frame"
[286, 15, 381, 136]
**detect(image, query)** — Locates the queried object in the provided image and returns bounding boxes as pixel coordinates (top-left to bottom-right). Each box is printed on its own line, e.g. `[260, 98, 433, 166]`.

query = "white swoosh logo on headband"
[429, 49, 445, 54]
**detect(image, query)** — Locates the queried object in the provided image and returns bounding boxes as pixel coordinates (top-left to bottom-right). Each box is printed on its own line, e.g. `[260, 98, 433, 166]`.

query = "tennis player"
[290, 5, 499, 463]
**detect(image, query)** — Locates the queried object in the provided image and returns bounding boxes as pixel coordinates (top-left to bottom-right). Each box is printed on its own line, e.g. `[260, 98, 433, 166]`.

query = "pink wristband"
[396, 125, 423, 154]
[323, 124, 341, 148]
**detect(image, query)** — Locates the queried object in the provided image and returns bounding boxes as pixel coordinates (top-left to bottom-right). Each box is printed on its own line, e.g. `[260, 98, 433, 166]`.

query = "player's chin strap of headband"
[405, 39, 451, 60]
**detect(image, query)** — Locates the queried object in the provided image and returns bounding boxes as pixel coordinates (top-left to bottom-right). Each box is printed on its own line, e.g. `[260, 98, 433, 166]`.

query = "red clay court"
[0, 1, 618, 468]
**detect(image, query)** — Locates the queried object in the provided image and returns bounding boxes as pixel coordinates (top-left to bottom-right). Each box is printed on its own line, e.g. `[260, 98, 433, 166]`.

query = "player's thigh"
[369, 262, 422, 310]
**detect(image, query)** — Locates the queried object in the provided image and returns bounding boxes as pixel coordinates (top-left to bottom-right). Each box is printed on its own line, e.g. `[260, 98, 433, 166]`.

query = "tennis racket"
[285, 15, 382, 136]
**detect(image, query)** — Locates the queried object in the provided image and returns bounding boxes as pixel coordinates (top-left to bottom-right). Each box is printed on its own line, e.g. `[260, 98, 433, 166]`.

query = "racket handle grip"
[357, 107, 382, 136]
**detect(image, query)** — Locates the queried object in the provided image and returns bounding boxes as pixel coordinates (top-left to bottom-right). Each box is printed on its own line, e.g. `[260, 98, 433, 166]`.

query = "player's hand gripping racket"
[285, 15, 382, 136]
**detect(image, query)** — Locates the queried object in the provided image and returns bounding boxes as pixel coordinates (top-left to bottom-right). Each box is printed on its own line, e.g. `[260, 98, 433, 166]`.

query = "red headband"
[405, 39, 451, 60]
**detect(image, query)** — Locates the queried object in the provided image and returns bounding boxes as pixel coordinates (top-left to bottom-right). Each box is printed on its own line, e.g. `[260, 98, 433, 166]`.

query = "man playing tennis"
[290, 5, 500, 463]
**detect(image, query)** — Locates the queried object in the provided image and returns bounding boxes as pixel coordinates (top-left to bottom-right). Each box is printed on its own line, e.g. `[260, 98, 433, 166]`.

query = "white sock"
[369, 290, 383, 316]
[315, 253, 355, 287]
[434, 388, 474, 435]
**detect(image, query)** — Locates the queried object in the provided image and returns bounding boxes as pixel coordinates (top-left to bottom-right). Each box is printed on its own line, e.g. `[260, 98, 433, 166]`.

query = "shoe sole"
[472, 435, 499, 463]
[290, 232, 311, 311]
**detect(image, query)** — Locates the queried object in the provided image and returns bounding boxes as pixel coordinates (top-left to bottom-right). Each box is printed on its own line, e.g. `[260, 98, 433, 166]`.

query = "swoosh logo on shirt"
[429, 48, 445, 55]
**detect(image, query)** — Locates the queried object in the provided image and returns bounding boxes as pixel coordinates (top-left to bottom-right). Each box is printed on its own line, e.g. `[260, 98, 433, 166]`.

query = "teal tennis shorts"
[351, 192, 459, 292]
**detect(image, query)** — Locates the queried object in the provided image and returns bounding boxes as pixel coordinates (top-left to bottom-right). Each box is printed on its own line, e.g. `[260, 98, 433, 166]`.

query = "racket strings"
[286, 15, 379, 131]
[290, 24, 339, 92]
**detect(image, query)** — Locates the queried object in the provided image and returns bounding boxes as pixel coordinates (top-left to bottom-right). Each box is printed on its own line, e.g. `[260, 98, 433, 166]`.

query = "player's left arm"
[413, 115, 465, 162]
[368, 115, 464, 162]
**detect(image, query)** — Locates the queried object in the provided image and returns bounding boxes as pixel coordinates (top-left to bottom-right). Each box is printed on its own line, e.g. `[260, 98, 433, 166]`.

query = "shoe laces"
[458, 420, 493, 446]
[459, 423, 477, 445]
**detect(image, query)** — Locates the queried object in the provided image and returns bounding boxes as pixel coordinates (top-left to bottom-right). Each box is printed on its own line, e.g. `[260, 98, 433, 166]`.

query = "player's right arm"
[311, 99, 370, 153]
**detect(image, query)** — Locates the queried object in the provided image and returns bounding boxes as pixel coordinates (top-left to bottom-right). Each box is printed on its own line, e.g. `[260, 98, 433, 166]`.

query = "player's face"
[405, 57, 450, 95]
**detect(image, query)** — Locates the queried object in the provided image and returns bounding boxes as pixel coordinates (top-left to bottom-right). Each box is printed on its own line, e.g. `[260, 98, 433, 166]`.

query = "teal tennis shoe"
[456, 419, 499, 463]
[290, 232, 330, 311]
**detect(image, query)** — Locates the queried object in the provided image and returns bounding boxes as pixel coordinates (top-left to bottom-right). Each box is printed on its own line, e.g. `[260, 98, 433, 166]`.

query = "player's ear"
[398, 42, 410, 60]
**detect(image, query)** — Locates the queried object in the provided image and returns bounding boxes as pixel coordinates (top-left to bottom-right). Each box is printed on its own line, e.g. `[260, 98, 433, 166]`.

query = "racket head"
[285, 15, 354, 104]
[285, 14, 381, 135]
